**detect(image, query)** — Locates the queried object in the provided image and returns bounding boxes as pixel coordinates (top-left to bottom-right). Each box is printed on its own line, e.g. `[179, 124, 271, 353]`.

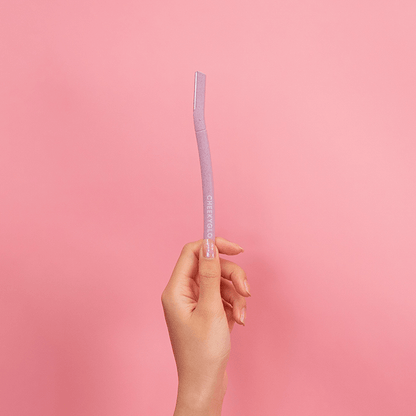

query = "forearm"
[173, 377, 225, 416]
[174, 397, 222, 416]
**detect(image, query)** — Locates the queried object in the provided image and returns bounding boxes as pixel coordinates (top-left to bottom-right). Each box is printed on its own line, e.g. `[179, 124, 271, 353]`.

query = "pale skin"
[161, 236, 251, 415]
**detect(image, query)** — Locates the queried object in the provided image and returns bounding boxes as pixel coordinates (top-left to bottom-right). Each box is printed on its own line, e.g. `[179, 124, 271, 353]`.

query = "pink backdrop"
[1, 1, 415, 415]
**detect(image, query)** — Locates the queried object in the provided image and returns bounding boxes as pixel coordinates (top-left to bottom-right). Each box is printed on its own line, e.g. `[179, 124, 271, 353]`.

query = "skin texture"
[161, 236, 251, 415]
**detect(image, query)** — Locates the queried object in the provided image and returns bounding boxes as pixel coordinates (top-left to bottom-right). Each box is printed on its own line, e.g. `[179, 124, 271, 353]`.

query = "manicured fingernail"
[203, 239, 215, 259]
[240, 307, 246, 325]
[244, 280, 251, 296]
[236, 244, 244, 252]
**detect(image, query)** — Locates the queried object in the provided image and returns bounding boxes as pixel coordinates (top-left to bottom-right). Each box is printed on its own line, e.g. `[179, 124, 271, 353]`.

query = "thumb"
[197, 239, 222, 309]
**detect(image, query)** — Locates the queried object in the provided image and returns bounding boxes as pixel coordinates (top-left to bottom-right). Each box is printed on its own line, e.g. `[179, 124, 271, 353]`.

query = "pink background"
[1, 1, 415, 415]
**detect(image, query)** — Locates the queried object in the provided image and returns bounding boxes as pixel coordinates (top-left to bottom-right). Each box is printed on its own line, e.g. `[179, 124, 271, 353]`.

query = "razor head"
[193, 71, 206, 132]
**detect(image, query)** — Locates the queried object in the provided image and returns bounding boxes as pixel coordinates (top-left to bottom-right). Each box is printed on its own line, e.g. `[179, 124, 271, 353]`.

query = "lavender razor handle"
[193, 71, 215, 241]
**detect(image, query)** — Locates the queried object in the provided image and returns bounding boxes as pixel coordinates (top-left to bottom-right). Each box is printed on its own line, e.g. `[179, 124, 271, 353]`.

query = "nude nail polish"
[240, 307, 246, 325]
[244, 280, 251, 296]
[203, 239, 215, 259]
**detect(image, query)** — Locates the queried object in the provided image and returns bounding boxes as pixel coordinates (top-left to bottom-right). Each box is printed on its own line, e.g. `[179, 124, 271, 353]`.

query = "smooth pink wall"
[1, 1, 415, 415]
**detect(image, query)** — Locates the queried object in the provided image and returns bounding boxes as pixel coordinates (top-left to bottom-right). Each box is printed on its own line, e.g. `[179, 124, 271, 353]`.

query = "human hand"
[161, 237, 251, 414]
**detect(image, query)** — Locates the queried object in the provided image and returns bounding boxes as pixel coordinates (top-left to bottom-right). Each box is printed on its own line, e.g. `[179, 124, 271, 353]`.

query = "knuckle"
[229, 268, 238, 282]
[238, 267, 247, 280]
[230, 266, 246, 281]
[199, 269, 218, 279]
[181, 242, 193, 255]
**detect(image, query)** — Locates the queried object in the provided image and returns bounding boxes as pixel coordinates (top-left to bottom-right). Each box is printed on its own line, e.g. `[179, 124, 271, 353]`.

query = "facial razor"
[193, 71, 215, 241]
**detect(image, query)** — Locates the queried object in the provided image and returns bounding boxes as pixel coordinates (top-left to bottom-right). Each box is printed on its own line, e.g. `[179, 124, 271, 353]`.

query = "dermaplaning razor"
[193, 71, 215, 241]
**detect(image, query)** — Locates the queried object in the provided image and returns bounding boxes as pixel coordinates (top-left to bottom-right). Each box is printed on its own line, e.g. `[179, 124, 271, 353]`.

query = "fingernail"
[244, 280, 251, 296]
[203, 239, 215, 259]
[240, 307, 246, 325]
[236, 244, 244, 252]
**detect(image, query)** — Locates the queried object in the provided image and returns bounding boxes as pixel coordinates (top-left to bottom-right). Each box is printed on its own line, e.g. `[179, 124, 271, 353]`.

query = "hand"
[161, 237, 251, 414]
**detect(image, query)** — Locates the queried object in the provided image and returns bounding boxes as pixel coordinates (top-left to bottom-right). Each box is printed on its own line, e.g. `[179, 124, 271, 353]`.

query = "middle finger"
[220, 257, 251, 297]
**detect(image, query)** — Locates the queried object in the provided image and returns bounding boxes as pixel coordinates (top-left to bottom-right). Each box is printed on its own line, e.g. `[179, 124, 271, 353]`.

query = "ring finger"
[220, 278, 247, 326]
